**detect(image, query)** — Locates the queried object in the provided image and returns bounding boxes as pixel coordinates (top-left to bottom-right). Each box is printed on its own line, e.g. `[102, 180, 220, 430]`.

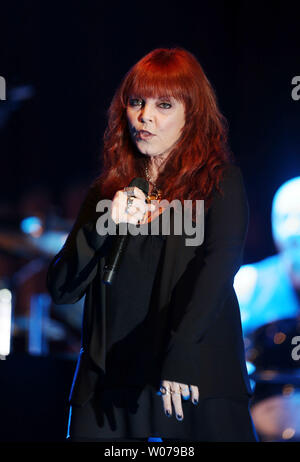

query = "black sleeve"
[46, 183, 110, 305]
[160, 164, 249, 385]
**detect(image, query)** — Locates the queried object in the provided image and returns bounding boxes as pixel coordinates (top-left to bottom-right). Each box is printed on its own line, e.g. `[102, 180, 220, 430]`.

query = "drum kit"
[2, 213, 300, 439]
[0, 211, 83, 358]
[246, 316, 300, 441]
[0, 84, 85, 357]
[2, 205, 300, 440]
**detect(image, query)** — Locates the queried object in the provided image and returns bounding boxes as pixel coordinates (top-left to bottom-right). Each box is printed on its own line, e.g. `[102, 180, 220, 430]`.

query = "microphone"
[102, 177, 149, 285]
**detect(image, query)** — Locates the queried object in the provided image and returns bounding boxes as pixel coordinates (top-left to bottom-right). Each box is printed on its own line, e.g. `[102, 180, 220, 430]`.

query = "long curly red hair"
[95, 47, 234, 218]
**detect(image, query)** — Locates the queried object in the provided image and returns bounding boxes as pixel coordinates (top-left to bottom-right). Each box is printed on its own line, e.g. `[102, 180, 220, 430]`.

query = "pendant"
[146, 189, 162, 202]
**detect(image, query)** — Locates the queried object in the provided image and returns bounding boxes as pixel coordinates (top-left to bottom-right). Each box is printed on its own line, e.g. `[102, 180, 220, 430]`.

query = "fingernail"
[193, 399, 198, 405]
[156, 391, 162, 396]
[165, 410, 171, 417]
[176, 414, 183, 421]
[182, 394, 190, 400]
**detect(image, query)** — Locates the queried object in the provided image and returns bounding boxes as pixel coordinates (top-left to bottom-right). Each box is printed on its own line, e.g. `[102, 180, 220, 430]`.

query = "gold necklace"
[145, 164, 162, 202]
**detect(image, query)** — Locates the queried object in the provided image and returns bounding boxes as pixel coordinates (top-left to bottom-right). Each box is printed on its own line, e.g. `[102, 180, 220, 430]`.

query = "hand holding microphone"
[110, 185, 155, 226]
[103, 178, 155, 285]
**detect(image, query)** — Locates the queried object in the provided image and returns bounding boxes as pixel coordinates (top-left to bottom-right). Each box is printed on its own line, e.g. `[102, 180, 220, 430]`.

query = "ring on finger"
[124, 187, 135, 196]
[179, 385, 188, 394]
[160, 385, 171, 395]
[125, 196, 134, 213]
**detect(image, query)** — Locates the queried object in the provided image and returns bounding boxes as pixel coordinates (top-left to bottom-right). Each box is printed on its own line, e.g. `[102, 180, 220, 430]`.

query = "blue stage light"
[148, 436, 163, 442]
[20, 216, 42, 234]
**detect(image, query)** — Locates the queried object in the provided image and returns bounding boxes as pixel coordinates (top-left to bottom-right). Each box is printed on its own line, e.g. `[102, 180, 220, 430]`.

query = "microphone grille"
[129, 177, 149, 196]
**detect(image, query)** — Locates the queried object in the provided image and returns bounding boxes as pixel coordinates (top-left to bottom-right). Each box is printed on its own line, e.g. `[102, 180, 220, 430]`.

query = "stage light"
[272, 177, 300, 249]
[273, 332, 287, 344]
[234, 265, 258, 324]
[0, 288, 12, 359]
[282, 385, 294, 396]
[246, 361, 256, 375]
[282, 427, 295, 440]
[20, 216, 43, 236]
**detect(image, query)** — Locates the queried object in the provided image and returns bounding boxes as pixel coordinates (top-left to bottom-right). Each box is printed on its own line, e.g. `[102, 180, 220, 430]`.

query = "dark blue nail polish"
[165, 410, 171, 417]
[177, 414, 183, 421]
[193, 399, 198, 405]
[182, 394, 190, 400]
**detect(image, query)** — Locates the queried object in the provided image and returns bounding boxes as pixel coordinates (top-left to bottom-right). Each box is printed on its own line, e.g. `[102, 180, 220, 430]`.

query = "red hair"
[95, 47, 234, 218]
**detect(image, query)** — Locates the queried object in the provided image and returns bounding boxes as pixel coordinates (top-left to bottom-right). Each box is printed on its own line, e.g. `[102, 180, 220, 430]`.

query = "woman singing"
[47, 48, 258, 442]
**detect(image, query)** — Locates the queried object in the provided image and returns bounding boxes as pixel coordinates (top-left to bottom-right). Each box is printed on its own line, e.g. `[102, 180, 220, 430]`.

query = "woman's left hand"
[158, 380, 199, 421]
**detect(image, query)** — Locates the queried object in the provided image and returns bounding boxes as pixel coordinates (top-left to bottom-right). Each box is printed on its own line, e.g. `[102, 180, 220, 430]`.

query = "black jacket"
[46, 163, 253, 406]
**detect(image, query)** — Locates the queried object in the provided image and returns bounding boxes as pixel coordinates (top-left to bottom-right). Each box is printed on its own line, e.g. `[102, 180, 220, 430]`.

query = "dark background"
[0, 0, 299, 442]
[1, 0, 299, 262]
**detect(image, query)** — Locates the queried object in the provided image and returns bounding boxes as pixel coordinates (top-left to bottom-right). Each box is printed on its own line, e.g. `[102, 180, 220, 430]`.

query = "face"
[126, 95, 185, 158]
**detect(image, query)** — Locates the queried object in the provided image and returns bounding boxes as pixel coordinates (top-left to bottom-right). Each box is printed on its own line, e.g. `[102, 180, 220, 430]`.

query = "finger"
[170, 382, 184, 421]
[112, 191, 128, 220]
[178, 383, 190, 401]
[189, 384, 199, 405]
[126, 205, 139, 216]
[125, 197, 148, 215]
[131, 186, 147, 201]
[161, 380, 172, 418]
[126, 214, 142, 225]
[135, 210, 146, 223]
[112, 192, 145, 224]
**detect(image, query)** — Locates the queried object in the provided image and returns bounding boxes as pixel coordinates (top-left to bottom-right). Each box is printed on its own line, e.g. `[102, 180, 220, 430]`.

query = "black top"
[47, 164, 254, 439]
[103, 216, 165, 390]
[65, 212, 254, 441]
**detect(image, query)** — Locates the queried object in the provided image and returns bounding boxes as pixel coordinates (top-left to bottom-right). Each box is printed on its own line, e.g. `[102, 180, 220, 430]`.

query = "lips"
[139, 129, 153, 135]
[136, 129, 155, 139]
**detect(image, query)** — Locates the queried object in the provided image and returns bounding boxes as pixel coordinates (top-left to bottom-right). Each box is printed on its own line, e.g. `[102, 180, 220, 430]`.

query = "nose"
[138, 102, 153, 124]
